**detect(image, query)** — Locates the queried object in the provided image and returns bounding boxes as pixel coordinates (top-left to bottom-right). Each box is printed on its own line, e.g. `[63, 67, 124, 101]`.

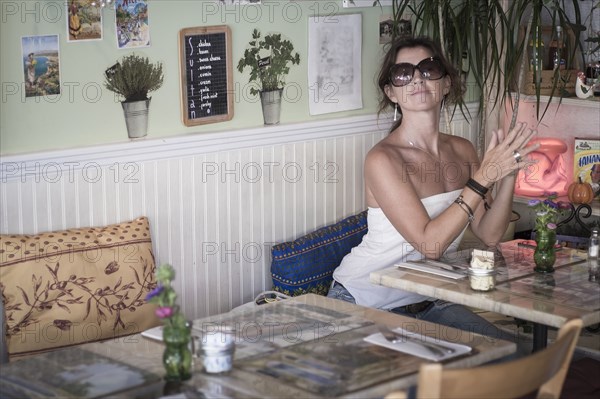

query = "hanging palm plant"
[407, 0, 510, 154]
[367, 0, 583, 154]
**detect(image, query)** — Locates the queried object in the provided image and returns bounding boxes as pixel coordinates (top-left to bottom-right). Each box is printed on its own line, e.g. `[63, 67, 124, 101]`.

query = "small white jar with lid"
[197, 327, 236, 374]
[468, 268, 497, 291]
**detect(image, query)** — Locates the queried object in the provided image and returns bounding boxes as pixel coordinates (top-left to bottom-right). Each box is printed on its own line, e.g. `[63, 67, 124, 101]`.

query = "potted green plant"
[237, 29, 300, 125]
[104, 54, 164, 138]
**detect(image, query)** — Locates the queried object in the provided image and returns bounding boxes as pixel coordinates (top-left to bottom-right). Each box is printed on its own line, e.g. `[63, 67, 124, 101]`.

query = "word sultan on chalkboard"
[179, 26, 233, 126]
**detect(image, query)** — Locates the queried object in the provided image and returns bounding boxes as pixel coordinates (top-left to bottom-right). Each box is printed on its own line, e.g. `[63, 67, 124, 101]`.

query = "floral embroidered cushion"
[0, 217, 159, 358]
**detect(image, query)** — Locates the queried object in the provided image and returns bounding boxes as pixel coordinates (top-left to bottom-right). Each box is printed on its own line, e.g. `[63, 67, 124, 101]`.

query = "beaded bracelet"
[454, 195, 475, 223]
[466, 178, 491, 211]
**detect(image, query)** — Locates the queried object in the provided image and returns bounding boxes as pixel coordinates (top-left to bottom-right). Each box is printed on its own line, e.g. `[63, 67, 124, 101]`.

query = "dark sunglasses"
[389, 57, 446, 87]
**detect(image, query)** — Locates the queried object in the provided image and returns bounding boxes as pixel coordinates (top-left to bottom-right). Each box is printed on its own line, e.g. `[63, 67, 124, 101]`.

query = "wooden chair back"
[415, 318, 582, 399]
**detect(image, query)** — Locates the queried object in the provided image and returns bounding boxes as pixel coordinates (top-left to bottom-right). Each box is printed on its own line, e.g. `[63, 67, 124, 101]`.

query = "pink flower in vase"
[155, 306, 174, 319]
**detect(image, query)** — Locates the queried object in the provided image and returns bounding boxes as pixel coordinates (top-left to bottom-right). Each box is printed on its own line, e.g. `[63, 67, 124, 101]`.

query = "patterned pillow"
[271, 211, 368, 296]
[0, 217, 159, 358]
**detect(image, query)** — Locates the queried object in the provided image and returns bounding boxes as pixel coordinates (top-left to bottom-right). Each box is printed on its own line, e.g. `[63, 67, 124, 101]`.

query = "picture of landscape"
[66, 0, 103, 42]
[21, 35, 61, 98]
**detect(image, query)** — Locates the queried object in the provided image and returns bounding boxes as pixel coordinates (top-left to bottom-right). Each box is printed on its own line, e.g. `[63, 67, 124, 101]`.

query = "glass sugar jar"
[468, 268, 497, 292]
[197, 327, 236, 374]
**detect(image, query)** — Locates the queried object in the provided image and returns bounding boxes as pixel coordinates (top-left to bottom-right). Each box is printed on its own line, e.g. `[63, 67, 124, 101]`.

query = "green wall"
[0, 1, 391, 155]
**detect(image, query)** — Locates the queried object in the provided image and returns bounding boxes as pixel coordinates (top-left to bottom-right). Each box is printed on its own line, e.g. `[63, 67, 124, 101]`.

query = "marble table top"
[186, 294, 515, 398]
[4, 294, 515, 399]
[370, 240, 600, 329]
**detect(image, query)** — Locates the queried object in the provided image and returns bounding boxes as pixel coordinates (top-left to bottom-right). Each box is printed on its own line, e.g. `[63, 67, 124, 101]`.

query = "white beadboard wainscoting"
[0, 108, 478, 319]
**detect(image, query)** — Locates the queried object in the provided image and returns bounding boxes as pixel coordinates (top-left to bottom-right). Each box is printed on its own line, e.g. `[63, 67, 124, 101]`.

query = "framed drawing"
[178, 25, 234, 126]
[21, 35, 61, 98]
[66, 1, 102, 42]
[308, 13, 362, 116]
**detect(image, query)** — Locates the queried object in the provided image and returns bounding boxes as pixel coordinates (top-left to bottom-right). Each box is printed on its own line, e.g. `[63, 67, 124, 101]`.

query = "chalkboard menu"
[179, 26, 233, 126]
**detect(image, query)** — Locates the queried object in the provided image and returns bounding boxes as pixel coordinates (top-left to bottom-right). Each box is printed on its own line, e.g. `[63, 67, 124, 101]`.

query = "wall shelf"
[512, 93, 600, 108]
[514, 195, 600, 217]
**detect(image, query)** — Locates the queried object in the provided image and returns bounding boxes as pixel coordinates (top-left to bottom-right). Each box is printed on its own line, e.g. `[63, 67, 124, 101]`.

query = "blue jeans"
[327, 282, 517, 343]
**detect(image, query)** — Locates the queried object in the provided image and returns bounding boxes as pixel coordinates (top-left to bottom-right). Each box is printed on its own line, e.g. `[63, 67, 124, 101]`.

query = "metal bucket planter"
[122, 99, 150, 138]
[259, 89, 283, 125]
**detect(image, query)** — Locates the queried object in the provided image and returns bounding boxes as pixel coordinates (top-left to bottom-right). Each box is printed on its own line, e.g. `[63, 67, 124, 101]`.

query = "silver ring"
[512, 150, 522, 163]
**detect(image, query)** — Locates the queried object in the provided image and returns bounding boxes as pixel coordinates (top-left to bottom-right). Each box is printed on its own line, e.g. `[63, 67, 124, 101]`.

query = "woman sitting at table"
[328, 36, 538, 341]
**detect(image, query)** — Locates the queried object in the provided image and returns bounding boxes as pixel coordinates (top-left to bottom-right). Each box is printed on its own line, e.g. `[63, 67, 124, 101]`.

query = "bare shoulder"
[364, 137, 415, 207]
[365, 139, 404, 169]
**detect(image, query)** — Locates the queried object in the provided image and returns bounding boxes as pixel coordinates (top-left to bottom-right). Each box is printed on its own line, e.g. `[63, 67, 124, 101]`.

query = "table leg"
[532, 323, 548, 352]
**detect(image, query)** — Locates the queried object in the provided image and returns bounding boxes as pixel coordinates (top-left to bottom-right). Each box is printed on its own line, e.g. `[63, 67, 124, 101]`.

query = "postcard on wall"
[308, 13, 363, 116]
[573, 137, 600, 197]
[380, 15, 394, 44]
[115, 0, 150, 49]
[379, 12, 412, 44]
[66, 1, 103, 42]
[215, 0, 262, 4]
[343, 0, 393, 6]
[21, 35, 61, 98]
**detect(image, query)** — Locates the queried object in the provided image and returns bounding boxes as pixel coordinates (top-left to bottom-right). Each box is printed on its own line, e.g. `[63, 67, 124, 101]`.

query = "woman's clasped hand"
[476, 122, 540, 187]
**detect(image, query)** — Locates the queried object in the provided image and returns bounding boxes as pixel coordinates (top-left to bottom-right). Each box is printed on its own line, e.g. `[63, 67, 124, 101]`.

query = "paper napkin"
[364, 328, 472, 362]
[396, 262, 466, 280]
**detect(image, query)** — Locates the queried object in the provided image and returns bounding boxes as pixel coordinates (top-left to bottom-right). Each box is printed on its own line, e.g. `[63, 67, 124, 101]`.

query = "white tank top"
[332, 189, 465, 310]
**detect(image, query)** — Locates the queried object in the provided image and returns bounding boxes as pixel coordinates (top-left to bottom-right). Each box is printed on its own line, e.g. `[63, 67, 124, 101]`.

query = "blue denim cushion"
[271, 211, 367, 296]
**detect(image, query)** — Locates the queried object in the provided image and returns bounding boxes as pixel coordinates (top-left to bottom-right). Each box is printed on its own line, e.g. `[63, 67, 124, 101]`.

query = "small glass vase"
[534, 229, 557, 273]
[162, 321, 192, 382]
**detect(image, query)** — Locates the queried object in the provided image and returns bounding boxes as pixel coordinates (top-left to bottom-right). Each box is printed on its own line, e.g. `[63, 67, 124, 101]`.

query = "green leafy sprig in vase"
[528, 194, 570, 273]
[146, 264, 192, 382]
